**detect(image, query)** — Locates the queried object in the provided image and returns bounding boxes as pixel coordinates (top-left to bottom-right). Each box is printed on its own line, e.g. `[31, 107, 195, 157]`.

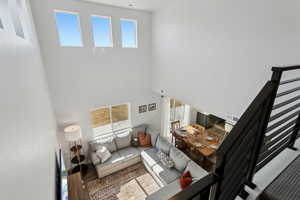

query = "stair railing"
[255, 66, 300, 172]
[169, 65, 300, 200]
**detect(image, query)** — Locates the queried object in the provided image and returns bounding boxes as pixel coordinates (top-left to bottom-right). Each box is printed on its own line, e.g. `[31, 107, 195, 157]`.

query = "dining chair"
[170, 120, 181, 144]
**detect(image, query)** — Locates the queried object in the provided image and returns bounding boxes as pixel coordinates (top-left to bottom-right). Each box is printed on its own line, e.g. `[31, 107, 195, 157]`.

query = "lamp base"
[72, 164, 88, 176]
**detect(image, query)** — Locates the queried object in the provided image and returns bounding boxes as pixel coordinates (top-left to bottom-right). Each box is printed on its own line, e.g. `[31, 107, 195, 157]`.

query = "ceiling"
[82, 0, 167, 12]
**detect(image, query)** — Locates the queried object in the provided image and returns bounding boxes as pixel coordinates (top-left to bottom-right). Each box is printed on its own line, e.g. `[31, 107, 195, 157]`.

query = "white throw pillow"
[96, 146, 111, 163]
[91, 152, 101, 165]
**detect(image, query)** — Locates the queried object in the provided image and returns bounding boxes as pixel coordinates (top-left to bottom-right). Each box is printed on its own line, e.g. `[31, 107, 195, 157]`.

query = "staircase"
[169, 65, 300, 200]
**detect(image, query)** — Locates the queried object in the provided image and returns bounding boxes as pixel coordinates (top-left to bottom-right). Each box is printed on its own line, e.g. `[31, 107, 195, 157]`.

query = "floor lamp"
[64, 125, 85, 188]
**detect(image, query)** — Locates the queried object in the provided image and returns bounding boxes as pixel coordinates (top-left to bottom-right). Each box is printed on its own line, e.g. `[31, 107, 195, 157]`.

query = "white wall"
[152, 0, 300, 119]
[0, 0, 57, 200]
[30, 0, 161, 166]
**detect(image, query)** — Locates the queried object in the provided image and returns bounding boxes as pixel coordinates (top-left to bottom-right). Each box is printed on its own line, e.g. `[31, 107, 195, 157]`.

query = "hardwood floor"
[68, 164, 97, 200]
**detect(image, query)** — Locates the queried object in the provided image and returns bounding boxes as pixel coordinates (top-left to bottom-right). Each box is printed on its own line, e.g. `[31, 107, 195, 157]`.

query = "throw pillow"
[96, 146, 111, 163]
[156, 136, 171, 154]
[91, 152, 101, 165]
[170, 146, 190, 172]
[161, 156, 175, 169]
[91, 136, 117, 153]
[180, 171, 193, 189]
[157, 150, 167, 160]
[138, 132, 152, 147]
[146, 128, 159, 146]
[115, 131, 131, 149]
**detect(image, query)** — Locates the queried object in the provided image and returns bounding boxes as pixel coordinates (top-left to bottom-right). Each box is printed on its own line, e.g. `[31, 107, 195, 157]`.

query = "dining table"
[174, 125, 227, 158]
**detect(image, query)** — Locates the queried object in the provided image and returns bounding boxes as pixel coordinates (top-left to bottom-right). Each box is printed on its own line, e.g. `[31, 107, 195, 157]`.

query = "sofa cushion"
[156, 136, 171, 155]
[141, 148, 160, 168]
[96, 152, 123, 168]
[146, 128, 159, 147]
[152, 162, 181, 185]
[170, 146, 190, 172]
[118, 147, 139, 159]
[90, 136, 117, 153]
[115, 131, 132, 150]
[184, 161, 208, 182]
[137, 146, 152, 152]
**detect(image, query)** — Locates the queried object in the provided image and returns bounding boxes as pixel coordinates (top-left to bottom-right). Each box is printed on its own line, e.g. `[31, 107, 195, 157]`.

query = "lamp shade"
[64, 125, 82, 142]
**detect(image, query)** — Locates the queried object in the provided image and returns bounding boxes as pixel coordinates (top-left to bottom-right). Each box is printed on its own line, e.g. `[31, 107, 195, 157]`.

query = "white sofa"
[88, 124, 208, 200]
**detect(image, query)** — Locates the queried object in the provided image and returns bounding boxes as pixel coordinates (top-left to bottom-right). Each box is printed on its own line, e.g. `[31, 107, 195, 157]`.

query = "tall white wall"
[30, 0, 161, 166]
[0, 0, 57, 200]
[152, 0, 300, 119]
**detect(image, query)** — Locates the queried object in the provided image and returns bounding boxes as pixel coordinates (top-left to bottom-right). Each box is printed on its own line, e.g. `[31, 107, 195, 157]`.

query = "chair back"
[171, 120, 181, 132]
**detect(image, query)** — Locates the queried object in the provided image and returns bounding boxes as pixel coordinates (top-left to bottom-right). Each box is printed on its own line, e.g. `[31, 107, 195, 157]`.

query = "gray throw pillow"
[91, 136, 117, 153]
[156, 136, 171, 155]
[146, 128, 159, 147]
[170, 146, 190, 172]
[115, 131, 131, 150]
[91, 152, 101, 165]
[161, 156, 175, 169]
[157, 150, 167, 160]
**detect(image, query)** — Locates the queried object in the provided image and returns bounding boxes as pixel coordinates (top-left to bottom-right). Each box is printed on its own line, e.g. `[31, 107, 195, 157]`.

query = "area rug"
[86, 163, 160, 200]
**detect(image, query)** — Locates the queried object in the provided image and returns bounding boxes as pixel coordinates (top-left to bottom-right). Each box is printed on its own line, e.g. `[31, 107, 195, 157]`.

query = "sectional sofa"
[88, 124, 208, 200]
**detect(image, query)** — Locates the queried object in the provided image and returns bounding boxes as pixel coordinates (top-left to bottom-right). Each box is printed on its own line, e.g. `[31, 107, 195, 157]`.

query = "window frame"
[53, 9, 83, 47]
[90, 14, 113, 48]
[90, 103, 132, 137]
[120, 18, 138, 48]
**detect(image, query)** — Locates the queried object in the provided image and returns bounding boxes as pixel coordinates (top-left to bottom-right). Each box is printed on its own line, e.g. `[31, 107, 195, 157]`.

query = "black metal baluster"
[288, 113, 300, 150]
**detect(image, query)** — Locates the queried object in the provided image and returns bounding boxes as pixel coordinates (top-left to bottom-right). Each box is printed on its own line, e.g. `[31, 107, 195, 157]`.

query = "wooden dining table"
[174, 125, 227, 158]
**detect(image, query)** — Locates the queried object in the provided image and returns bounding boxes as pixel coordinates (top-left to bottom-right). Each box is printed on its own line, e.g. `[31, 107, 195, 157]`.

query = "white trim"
[161, 97, 171, 138]
[120, 18, 138, 48]
[53, 9, 83, 47]
[90, 15, 114, 48]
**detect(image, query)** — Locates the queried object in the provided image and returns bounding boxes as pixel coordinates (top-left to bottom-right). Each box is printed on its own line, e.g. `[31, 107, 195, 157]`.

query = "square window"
[54, 11, 83, 47]
[91, 15, 113, 47]
[120, 19, 137, 48]
[90, 103, 131, 137]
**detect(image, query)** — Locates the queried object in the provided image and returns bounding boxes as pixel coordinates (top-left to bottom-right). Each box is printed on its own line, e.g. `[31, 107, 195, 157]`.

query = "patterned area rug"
[86, 163, 160, 200]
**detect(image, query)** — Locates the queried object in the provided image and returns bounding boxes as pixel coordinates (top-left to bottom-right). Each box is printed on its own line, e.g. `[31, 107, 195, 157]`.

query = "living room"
[2, 1, 300, 200]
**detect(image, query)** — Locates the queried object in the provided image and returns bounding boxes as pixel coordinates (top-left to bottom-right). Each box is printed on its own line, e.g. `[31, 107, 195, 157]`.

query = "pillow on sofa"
[115, 131, 132, 150]
[170, 146, 190, 172]
[91, 152, 101, 165]
[96, 146, 111, 163]
[138, 132, 152, 147]
[91, 136, 117, 153]
[161, 155, 175, 169]
[180, 171, 193, 189]
[156, 136, 171, 154]
[157, 150, 167, 160]
[146, 128, 159, 147]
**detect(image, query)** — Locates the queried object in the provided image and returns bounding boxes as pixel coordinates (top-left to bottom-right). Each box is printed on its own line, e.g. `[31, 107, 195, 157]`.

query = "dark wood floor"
[69, 164, 97, 200]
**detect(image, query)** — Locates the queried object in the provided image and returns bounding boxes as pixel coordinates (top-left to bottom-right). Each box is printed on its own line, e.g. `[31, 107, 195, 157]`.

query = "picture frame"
[139, 105, 147, 113]
[148, 103, 157, 111]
